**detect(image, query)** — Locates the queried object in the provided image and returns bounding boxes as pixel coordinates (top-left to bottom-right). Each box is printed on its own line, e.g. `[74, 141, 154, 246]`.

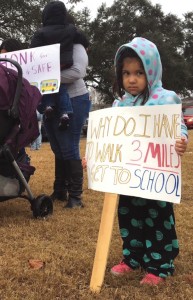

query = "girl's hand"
[175, 137, 188, 156]
[82, 157, 87, 169]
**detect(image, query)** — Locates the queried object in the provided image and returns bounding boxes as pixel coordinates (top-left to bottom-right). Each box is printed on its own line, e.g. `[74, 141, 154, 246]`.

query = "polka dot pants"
[118, 195, 179, 278]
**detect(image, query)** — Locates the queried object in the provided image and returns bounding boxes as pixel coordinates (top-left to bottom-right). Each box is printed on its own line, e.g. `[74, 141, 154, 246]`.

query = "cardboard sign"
[86, 104, 182, 203]
[0, 44, 60, 94]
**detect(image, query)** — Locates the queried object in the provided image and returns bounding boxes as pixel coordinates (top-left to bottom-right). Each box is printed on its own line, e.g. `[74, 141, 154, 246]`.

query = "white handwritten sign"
[86, 104, 182, 203]
[0, 44, 60, 94]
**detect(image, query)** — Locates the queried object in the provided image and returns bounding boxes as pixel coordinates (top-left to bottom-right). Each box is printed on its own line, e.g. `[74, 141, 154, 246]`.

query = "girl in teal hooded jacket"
[111, 37, 188, 285]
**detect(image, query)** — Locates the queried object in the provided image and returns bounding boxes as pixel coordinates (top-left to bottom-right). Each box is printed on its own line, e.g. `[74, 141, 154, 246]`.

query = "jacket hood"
[115, 37, 162, 93]
[113, 37, 187, 138]
[114, 37, 182, 107]
[42, 1, 67, 26]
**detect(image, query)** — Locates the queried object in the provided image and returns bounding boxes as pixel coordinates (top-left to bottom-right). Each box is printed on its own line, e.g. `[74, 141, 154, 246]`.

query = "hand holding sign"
[86, 104, 182, 204]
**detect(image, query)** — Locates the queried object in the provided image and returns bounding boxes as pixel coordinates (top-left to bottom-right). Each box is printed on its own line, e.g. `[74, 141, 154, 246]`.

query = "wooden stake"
[90, 193, 119, 293]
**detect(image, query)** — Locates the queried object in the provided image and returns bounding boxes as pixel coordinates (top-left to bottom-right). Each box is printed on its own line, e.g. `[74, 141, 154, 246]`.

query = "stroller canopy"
[0, 63, 42, 150]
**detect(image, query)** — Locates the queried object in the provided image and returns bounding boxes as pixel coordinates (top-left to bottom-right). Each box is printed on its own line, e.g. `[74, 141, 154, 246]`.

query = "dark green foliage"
[0, 0, 82, 46]
[0, 0, 48, 46]
[183, 12, 193, 92]
[86, 0, 193, 102]
[0, 0, 193, 102]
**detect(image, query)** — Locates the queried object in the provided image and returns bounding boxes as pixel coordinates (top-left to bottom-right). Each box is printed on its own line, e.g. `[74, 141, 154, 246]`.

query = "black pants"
[118, 195, 179, 278]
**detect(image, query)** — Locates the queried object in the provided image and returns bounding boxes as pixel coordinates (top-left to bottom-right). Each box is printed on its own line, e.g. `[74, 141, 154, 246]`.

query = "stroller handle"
[0, 58, 22, 119]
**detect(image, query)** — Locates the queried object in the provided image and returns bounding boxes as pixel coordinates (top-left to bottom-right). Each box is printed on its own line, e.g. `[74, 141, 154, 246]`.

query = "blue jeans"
[31, 120, 42, 150]
[39, 84, 73, 115]
[44, 93, 91, 160]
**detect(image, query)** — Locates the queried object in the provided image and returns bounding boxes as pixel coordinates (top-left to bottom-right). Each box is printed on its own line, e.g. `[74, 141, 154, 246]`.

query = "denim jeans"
[39, 84, 73, 115]
[30, 120, 42, 150]
[58, 84, 73, 114]
[44, 93, 91, 160]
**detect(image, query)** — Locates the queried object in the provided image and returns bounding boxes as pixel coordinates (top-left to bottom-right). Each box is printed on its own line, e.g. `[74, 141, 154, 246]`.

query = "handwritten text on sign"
[0, 44, 60, 94]
[86, 105, 182, 203]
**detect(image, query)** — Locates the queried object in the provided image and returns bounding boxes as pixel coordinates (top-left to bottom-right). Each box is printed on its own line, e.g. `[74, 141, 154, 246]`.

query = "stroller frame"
[0, 58, 53, 218]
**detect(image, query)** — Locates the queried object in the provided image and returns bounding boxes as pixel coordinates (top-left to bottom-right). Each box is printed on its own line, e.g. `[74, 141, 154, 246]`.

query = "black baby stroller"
[0, 58, 53, 218]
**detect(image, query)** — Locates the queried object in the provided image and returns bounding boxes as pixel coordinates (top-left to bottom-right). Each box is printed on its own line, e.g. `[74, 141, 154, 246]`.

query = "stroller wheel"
[32, 194, 53, 218]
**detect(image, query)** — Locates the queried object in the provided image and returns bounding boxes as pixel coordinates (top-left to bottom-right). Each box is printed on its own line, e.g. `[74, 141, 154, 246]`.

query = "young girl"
[111, 37, 188, 285]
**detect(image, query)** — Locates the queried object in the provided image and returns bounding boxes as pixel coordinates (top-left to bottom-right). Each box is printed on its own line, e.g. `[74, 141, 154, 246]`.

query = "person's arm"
[30, 31, 44, 48]
[169, 93, 188, 156]
[74, 30, 89, 50]
[61, 44, 88, 83]
[175, 137, 188, 156]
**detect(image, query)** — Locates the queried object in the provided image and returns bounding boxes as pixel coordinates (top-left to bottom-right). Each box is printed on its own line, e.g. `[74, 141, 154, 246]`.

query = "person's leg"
[50, 157, 68, 201]
[44, 114, 68, 199]
[58, 84, 73, 115]
[43, 94, 57, 119]
[140, 200, 179, 284]
[30, 139, 37, 150]
[30, 118, 42, 150]
[65, 159, 83, 208]
[30, 136, 39, 150]
[111, 195, 146, 275]
[36, 120, 42, 149]
[57, 84, 73, 130]
[44, 113, 67, 158]
[64, 93, 91, 208]
[44, 94, 91, 208]
[69, 93, 91, 158]
[47, 93, 90, 160]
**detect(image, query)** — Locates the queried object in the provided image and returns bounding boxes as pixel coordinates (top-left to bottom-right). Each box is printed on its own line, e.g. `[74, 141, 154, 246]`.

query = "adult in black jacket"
[30, 0, 89, 129]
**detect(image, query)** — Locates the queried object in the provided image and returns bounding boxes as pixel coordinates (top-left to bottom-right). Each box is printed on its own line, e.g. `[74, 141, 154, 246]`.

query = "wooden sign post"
[88, 105, 182, 292]
[90, 193, 119, 293]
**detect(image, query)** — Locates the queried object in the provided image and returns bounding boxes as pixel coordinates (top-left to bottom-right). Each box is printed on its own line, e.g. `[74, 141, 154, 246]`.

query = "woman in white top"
[44, 44, 91, 208]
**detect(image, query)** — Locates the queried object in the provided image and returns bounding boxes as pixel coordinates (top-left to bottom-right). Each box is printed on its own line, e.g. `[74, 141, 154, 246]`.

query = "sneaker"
[110, 261, 133, 276]
[140, 273, 165, 285]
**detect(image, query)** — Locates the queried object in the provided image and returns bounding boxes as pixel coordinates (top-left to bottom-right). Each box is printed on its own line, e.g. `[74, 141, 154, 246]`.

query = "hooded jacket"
[114, 37, 187, 137]
[30, 1, 89, 67]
